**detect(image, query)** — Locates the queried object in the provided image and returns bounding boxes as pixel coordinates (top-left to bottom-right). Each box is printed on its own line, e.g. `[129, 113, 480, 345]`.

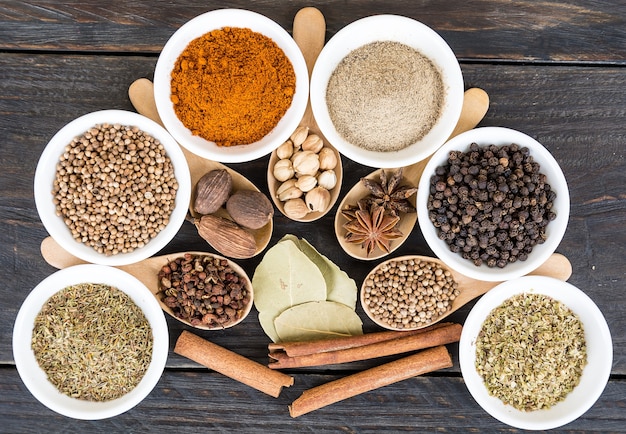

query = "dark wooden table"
[1, 1, 625, 432]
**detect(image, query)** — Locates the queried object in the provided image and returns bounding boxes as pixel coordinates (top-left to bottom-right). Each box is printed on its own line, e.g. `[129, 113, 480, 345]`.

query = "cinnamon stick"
[269, 322, 452, 357]
[174, 330, 294, 398]
[269, 322, 461, 369]
[289, 345, 452, 417]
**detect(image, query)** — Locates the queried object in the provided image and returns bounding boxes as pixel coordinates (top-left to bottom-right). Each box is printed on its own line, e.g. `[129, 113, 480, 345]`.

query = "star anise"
[342, 204, 403, 256]
[360, 168, 417, 216]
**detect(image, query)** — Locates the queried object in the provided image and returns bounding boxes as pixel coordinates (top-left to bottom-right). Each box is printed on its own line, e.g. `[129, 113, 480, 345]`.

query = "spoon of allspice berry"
[40, 236, 253, 330]
[266, 7, 344, 222]
[334, 87, 490, 261]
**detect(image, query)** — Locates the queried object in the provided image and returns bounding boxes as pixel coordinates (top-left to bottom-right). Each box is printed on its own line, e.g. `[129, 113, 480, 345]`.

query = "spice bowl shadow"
[12, 264, 169, 420]
[309, 14, 464, 168]
[153, 8, 309, 163]
[416, 127, 570, 282]
[33, 109, 191, 267]
[459, 276, 612, 430]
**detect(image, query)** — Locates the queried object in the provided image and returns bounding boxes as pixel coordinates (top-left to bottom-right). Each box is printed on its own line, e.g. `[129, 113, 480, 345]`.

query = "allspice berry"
[226, 190, 274, 230]
[194, 169, 232, 215]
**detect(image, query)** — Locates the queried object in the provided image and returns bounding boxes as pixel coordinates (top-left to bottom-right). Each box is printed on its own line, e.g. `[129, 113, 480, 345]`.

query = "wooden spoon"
[361, 252, 572, 331]
[335, 87, 490, 260]
[128, 78, 272, 257]
[40, 236, 253, 330]
[266, 7, 343, 222]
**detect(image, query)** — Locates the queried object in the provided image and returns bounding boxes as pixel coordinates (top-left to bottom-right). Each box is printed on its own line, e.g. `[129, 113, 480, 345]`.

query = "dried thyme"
[31, 283, 153, 401]
[475, 292, 587, 411]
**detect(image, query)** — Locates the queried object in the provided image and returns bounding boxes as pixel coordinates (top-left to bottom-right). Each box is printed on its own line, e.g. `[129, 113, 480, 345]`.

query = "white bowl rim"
[153, 8, 309, 163]
[310, 14, 464, 168]
[12, 264, 169, 420]
[459, 275, 613, 430]
[417, 126, 570, 282]
[34, 109, 191, 266]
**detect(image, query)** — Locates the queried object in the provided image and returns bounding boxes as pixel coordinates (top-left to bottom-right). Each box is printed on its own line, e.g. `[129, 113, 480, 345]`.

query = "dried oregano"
[31, 283, 153, 401]
[475, 292, 587, 411]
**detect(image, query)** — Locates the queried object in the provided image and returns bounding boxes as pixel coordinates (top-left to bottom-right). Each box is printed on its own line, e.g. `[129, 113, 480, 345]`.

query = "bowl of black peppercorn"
[417, 127, 569, 282]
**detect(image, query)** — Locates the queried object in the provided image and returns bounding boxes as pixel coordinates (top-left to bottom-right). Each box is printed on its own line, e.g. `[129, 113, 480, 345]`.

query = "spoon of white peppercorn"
[40, 236, 253, 331]
[360, 252, 572, 331]
[335, 87, 490, 260]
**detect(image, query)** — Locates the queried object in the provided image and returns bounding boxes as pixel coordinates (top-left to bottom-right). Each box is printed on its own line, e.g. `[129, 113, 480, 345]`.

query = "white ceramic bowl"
[13, 264, 169, 420]
[153, 9, 309, 163]
[417, 127, 570, 282]
[459, 276, 612, 430]
[310, 14, 464, 168]
[34, 109, 191, 266]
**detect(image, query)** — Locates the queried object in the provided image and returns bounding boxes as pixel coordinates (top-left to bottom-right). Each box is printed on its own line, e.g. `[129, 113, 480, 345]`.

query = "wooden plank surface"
[0, 1, 624, 63]
[1, 0, 625, 431]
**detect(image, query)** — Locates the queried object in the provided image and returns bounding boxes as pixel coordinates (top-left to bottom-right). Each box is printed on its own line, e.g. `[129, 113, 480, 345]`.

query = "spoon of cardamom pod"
[266, 7, 343, 222]
[40, 236, 253, 330]
[129, 78, 272, 258]
[361, 252, 572, 331]
[335, 87, 490, 260]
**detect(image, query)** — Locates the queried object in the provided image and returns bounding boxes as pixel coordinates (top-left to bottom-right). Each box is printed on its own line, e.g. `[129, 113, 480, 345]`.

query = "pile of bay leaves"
[252, 235, 363, 342]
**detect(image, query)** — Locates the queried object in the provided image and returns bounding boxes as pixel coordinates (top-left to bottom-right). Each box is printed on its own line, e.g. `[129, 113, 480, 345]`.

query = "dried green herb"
[31, 283, 153, 401]
[475, 292, 587, 411]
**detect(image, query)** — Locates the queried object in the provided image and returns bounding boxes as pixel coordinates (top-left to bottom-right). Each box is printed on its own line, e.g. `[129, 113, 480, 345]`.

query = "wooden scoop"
[361, 253, 573, 331]
[266, 7, 343, 222]
[335, 87, 490, 260]
[128, 78, 272, 257]
[40, 236, 253, 330]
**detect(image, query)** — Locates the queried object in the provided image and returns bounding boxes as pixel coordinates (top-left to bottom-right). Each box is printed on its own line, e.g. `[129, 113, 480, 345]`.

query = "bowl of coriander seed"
[12, 264, 169, 420]
[34, 109, 191, 266]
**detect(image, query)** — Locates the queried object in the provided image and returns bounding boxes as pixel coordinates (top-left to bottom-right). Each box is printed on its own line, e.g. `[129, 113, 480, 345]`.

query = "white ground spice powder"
[326, 41, 444, 152]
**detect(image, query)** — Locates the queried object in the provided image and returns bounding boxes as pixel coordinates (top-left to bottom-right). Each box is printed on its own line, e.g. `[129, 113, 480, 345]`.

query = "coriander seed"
[362, 257, 459, 329]
[52, 123, 179, 256]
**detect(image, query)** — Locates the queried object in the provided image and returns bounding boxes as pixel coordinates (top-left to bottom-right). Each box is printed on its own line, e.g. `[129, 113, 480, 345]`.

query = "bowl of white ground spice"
[309, 15, 464, 168]
[13, 264, 169, 420]
[34, 110, 191, 266]
[417, 127, 570, 282]
[459, 276, 612, 430]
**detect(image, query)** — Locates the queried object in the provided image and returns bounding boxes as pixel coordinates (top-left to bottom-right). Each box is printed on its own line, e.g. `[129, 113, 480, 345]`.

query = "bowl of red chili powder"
[154, 9, 309, 163]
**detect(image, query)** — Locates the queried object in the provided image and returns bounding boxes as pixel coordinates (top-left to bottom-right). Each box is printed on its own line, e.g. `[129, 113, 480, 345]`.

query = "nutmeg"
[194, 169, 232, 215]
[195, 214, 257, 259]
[226, 190, 274, 230]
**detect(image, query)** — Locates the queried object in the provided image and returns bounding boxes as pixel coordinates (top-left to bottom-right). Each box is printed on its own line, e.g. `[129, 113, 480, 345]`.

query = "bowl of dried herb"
[153, 9, 309, 163]
[309, 14, 464, 168]
[34, 109, 191, 266]
[416, 127, 570, 282]
[459, 275, 612, 430]
[13, 264, 169, 420]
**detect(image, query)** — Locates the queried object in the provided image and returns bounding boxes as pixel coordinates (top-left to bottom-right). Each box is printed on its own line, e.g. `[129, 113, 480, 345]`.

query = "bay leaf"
[252, 239, 327, 321]
[281, 235, 357, 309]
[274, 300, 363, 342]
[258, 310, 281, 343]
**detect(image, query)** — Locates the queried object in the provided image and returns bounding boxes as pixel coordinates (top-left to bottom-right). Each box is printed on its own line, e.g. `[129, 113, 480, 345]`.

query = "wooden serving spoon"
[40, 236, 253, 330]
[128, 78, 272, 257]
[361, 252, 573, 331]
[335, 87, 490, 260]
[266, 7, 343, 222]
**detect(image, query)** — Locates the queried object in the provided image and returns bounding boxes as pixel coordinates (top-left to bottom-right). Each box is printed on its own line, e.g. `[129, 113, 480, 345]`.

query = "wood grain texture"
[0, 1, 624, 63]
[0, 368, 625, 432]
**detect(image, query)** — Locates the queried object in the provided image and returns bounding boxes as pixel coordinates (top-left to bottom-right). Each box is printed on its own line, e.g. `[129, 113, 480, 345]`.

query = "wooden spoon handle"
[129, 78, 164, 127]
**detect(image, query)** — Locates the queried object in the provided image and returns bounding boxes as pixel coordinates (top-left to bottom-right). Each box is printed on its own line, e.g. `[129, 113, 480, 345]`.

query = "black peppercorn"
[427, 142, 557, 268]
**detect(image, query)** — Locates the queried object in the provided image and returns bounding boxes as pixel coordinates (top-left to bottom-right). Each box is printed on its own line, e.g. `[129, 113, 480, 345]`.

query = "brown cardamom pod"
[195, 214, 257, 259]
[194, 169, 232, 215]
[225, 190, 274, 230]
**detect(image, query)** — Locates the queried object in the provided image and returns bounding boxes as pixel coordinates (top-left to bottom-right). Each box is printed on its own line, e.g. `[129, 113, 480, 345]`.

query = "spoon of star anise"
[335, 87, 490, 260]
